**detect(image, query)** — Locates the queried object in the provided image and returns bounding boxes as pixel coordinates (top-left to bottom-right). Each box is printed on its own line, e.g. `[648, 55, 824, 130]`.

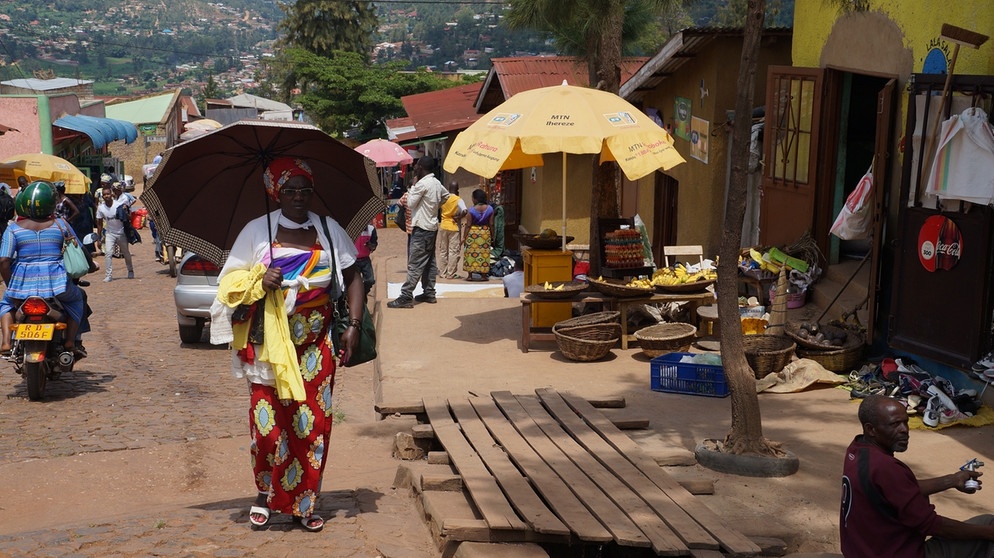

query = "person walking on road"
[95, 186, 134, 282]
[388, 156, 447, 308]
[840, 394, 994, 557]
[437, 180, 465, 279]
[461, 188, 494, 281]
[211, 157, 365, 533]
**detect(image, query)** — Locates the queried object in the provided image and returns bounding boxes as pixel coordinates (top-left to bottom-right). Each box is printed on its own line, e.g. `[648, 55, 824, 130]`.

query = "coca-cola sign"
[918, 215, 963, 272]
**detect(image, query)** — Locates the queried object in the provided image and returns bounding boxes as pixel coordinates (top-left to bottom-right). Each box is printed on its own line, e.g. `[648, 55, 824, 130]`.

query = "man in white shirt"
[388, 156, 447, 308]
[502, 256, 524, 298]
[95, 186, 135, 282]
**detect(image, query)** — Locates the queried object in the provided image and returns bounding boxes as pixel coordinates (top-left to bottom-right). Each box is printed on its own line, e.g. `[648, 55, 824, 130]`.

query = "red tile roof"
[399, 82, 483, 140]
[478, 56, 649, 112]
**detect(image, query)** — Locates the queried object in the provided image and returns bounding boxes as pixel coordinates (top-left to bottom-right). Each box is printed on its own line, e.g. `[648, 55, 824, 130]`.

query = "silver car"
[173, 253, 220, 343]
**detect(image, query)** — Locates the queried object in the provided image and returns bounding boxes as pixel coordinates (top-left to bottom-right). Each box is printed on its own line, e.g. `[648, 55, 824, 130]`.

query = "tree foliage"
[276, 0, 378, 61]
[282, 48, 469, 140]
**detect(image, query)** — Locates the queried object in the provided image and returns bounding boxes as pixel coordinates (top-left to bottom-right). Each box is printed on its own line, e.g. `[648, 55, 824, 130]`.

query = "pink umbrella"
[354, 139, 414, 168]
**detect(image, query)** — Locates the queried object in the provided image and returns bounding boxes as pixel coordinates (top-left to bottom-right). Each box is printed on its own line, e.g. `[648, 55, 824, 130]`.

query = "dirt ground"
[0, 215, 991, 557]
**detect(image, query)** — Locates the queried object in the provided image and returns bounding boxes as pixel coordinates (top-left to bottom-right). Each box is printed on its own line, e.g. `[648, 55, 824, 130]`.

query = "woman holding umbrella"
[214, 157, 365, 532]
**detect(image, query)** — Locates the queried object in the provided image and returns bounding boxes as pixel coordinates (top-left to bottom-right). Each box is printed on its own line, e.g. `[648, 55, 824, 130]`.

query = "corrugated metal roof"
[106, 91, 178, 125]
[0, 77, 93, 91]
[399, 82, 483, 140]
[385, 116, 417, 142]
[477, 56, 649, 112]
[620, 27, 792, 102]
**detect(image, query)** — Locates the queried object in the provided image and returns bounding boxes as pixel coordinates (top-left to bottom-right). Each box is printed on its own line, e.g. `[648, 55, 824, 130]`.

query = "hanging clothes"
[925, 106, 994, 205]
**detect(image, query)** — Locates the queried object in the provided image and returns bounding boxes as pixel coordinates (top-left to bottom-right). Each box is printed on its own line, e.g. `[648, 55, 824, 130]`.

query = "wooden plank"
[535, 388, 718, 550]
[422, 474, 463, 492]
[487, 392, 651, 549]
[679, 479, 715, 495]
[427, 451, 450, 465]
[610, 417, 650, 430]
[412, 424, 435, 438]
[448, 397, 571, 536]
[375, 402, 425, 415]
[587, 396, 626, 408]
[468, 397, 614, 544]
[513, 393, 688, 556]
[558, 391, 761, 557]
[423, 397, 528, 531]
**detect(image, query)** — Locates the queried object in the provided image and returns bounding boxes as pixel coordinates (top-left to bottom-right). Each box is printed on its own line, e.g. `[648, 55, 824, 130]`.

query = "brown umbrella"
[140, 120, 384, 266]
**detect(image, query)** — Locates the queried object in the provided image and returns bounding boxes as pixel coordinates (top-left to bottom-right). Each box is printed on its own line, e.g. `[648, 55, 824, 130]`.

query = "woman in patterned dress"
[0, 181, 88, 358]
[214, 158, 364, 532]
[461, 189, 494, 281]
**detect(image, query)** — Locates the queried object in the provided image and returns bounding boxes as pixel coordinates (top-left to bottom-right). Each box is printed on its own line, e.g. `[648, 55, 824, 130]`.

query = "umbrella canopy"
[0, 153, 91, 194]
[140, 120, 384, 266]
[185, 119, 223, 131]
[354, 138, 414, 168]
[443, 82, 685, 249]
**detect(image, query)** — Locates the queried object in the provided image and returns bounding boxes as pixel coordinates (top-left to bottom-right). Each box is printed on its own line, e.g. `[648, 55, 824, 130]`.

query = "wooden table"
[520, 290, 715, 352]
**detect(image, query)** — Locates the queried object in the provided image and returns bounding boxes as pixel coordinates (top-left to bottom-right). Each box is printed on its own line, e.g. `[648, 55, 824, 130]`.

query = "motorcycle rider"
[0, 181, 89, 359]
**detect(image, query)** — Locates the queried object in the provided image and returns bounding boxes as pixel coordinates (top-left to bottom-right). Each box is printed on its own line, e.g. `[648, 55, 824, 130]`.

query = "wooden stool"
[696, 305, 720, 337]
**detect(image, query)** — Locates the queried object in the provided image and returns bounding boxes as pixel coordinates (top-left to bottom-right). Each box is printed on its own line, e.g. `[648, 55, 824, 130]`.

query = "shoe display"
[922, 396, 939, 427]
[414, 294, 437, 304]
[971, 351, 994, 372]
[387, 298, 413, 309]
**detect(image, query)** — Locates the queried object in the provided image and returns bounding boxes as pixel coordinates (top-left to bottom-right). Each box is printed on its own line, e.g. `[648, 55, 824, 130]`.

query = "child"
[354, 223, 378, 295]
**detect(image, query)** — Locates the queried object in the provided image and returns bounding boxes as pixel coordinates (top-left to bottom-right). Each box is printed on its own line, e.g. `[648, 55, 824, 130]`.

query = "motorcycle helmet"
[100, 173, 113, 185]
[14, 181, 57, 219]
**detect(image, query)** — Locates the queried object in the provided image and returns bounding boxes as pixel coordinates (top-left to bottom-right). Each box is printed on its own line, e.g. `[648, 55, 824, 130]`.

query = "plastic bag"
[830, 164, 873, 240]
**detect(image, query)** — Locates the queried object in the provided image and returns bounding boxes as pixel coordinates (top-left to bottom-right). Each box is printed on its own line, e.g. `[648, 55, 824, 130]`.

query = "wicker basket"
[654, 278, 716, 294]
[553, 311, 621, 331]
[634, 322, 698, 358]
[796, 337, 866, 373]
[587, 278, 654, 298]
[784, 321, 851, 350]
[554, 323, 622, 362]
[742, 335, 796, 378]
[524, 281, 588, 300]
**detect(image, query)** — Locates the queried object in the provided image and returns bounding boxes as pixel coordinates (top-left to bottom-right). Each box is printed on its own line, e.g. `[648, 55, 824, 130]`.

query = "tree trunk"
[716, 0, 784, 457]
[587, 0, 625, 277]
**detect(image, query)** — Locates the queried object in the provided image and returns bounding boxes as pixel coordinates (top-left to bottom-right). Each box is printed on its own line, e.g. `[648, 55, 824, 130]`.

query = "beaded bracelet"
[348, 317, 362, 329]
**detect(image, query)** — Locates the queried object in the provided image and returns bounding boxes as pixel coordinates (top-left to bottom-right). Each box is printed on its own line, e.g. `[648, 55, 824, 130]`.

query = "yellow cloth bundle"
[217, 263, 305, 401]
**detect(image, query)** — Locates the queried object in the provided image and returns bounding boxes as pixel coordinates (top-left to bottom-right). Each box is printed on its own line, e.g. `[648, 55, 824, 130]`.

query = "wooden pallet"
[414, 390, 761, 557]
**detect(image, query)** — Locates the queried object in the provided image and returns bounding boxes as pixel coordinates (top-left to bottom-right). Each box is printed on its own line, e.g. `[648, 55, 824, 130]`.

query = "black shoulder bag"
[320, 217, 377, 367]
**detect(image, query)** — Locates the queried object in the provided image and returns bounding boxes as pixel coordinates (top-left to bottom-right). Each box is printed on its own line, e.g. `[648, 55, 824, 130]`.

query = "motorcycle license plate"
[14, 324, 54, 341]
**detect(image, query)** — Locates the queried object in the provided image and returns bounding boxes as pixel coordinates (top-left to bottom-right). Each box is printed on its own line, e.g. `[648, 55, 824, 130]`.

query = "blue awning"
[53, 114, 139, 149]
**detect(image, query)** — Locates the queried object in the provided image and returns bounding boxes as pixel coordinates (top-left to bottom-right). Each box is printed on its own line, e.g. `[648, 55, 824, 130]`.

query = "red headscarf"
[263, 157, 313, 200]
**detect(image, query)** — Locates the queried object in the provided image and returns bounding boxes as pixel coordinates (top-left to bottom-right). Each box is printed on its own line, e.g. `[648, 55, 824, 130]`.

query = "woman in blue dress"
[0, 181, 88, 358]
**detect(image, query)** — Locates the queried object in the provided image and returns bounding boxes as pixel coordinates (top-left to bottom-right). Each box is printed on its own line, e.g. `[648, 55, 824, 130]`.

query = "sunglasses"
[280, 187, 314, 196]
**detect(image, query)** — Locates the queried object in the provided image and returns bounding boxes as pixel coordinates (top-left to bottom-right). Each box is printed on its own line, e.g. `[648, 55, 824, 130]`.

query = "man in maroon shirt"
[840, 395, 994, 557]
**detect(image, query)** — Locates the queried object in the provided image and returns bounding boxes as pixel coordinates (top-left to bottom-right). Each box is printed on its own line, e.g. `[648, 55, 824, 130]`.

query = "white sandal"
[249, 505, 270, 527]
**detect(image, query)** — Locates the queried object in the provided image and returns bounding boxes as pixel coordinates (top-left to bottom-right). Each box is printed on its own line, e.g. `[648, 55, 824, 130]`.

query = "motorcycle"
[7, 295, 77, 400]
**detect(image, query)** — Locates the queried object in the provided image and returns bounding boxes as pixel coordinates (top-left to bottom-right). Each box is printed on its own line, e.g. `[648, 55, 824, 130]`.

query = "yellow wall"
[636, 35, 792, 256]
[519, 153, 594, 243]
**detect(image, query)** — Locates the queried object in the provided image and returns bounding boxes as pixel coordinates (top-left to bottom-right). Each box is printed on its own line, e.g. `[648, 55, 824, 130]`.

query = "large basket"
[587, 278, 654, 298]
[796, 337, 866, 373]
[784, 321, 851, 350]
[742, 335, 796, 378]
[524, 281, 588, 300]
[554, 323, 621, 362]
[654, 278, 716, 294]
[515, 233, 575, 250]
[634, 322, 697, 358]
[553, 311, 621, 331]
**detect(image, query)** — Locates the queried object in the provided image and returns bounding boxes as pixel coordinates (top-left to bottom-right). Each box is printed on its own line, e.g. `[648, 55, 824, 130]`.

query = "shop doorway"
[652, 173, 678, 265]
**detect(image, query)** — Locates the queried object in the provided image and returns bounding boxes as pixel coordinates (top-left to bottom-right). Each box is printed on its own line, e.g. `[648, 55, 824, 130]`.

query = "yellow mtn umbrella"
[443, 82, 685, 250]
[0, 153, 91, 194]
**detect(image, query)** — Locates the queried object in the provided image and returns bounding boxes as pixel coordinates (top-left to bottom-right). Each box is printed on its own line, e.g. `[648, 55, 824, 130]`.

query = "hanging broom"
[918, 24, 990, 204]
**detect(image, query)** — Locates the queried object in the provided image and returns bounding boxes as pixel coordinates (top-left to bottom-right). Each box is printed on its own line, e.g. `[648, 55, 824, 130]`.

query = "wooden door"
[865, 79, 895, 344]
[652, 173, 678, 266]
[760, 67, 824, 247]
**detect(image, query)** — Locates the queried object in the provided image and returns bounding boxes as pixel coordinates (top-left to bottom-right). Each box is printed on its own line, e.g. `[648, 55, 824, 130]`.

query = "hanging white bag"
[830, 162, 874, 240]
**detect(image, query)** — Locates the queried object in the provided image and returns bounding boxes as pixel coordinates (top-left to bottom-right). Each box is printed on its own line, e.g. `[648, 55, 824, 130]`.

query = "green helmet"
[15, 180, 57, 219]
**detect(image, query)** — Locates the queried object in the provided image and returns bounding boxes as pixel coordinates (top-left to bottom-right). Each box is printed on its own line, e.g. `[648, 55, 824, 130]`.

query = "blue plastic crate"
[650, 352, 729, 397]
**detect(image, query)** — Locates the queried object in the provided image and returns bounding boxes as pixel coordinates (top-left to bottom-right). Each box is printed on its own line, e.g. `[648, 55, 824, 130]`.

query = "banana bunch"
[543, 281, 565, 291]
[651, 264, 717, 286]
[625, 277, 652, 289]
